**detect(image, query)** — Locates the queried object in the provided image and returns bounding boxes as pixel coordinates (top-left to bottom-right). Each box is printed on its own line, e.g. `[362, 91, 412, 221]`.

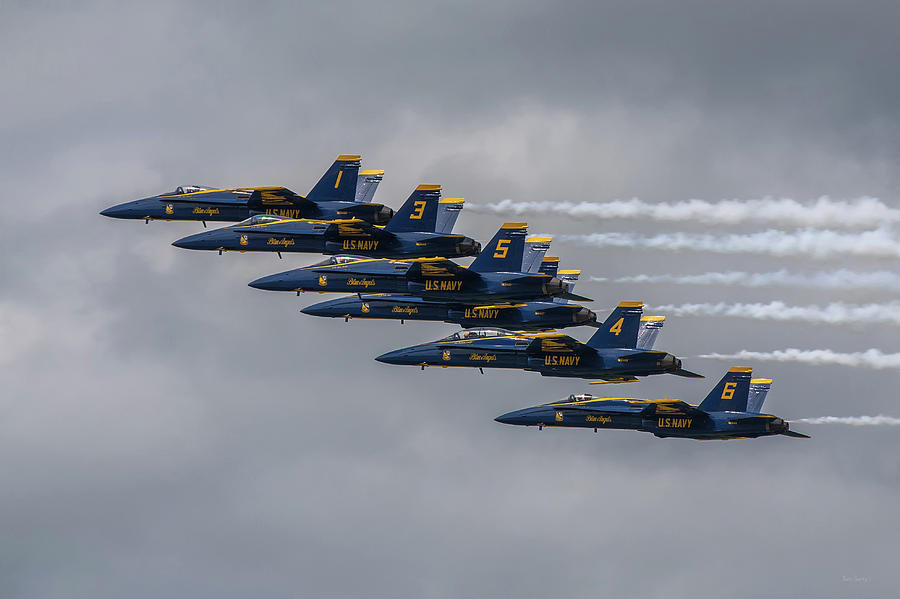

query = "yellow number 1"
[493, 239, 510, 258]
[409, 200, 427, 220]
[609, 317, 624, 335]
[721, 382, 737, 400]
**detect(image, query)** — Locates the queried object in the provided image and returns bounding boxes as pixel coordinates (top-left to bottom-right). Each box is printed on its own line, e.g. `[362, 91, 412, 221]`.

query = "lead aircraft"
[171, 185, 480, 259]
[375, 301, 702, 384]
[496, 367, 809, 440]
[100, 155, 391, 225]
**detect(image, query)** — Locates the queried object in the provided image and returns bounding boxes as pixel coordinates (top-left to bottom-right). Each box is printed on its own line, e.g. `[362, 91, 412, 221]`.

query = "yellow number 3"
[409, 201, 427, 220]
[721, 382, 737, 400]
[609, 317, 624, 335]
[493, 239, 510, 258]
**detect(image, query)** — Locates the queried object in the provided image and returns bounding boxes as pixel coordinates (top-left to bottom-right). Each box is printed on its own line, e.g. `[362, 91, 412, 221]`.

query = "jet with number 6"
[496, 367, 809, 440]
[375, 301, 702, 383]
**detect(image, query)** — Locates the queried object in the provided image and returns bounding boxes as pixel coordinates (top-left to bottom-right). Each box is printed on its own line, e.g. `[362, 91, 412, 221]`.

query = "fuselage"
[173, 219, 480, 259]
[496, 396, 792, 440]
[100, 188, 392, 224]
[375, 331, 684, 381]
[300, 294, 597, 329]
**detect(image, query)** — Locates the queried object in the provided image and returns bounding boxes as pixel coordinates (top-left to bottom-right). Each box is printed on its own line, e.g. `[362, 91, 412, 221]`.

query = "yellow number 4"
[609, 317, 624, 335]
[409, 200, 427, 220]
[721, 382, 737, 400]
[493, 238, 511, 258]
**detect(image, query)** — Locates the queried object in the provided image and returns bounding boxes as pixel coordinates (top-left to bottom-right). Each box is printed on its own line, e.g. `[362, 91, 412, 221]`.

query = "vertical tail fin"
[586, 302, 643, 348]
[636, 316, 665, 349]
[384, 185, 442, 233]
[355, 169, 384, 203]
[537, 256, 559, 277]
[306, 155, 361, 203]
[469, 223, 528, 273]
[553, 269, 581, 304]
[522, 237, 552, 273]
[747, 378, 773, 413]
[698, 367, 752, 412]
[435, 198, 465, 233]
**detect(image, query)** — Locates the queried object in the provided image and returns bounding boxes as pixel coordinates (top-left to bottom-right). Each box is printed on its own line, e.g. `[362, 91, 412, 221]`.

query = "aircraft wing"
[406, 258, 481, 281]
[246, 186, 308, 207]
[524, 333, 594, 356]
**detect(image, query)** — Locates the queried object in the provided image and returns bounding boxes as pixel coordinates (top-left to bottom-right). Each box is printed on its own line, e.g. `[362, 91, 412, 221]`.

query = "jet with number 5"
[496, 367, 809, 439]
[297, 241, 598, 329]
[100, 155, 392, 225]
[375, 301, 702, 383]
[172, 184, 480, 259]
[248, 223, 589, 306]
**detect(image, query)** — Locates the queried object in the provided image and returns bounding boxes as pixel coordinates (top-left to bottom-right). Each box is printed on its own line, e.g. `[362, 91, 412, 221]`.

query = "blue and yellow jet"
[375, 301, 702, 383]
[496, 367, 809, 439]
[171, 185, 480, 259]
[248, 223, 589, 303]
[100, 155, 392, 225]
[298, 251, 597, 330]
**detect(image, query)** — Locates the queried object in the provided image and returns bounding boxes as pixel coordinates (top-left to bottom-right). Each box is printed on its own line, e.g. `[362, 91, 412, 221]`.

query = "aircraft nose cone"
[375, 348, 415, 365]
[172, 230, 224, 250]
[300, 298, 345, 316]
[494, 409, 531, 425]
[249, 271, 302, 292]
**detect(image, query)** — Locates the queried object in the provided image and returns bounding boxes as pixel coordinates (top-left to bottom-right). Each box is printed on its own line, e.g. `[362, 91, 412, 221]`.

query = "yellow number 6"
[721, 382, 736, 400]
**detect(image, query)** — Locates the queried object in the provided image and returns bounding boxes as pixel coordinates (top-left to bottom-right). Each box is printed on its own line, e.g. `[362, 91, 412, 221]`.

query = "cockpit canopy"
[567, 393, 594, 402]
[235, 214, 292, 227]
[173, 185, 214, 195]
[438, 328, 513, 342]
[308, 255, 368, 267]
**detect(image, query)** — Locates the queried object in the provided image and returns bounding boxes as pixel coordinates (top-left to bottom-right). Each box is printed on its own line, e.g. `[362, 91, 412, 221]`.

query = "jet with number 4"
[248, 223, 589, 307]
[172, 184, 480, 259]
[100, 155, 392, 225]
[375, 301, 702, 383]
[297, 241, 598, 330]
[496, 367, 809, 440]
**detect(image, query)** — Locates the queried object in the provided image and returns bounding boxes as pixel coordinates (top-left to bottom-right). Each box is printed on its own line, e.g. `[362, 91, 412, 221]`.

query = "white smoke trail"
[794, 415, 900, 426]
[470, 196, 899, 229]
[699, 348, 900, 369]
[559, 228, 900, 259]
[594, 269, 900, 292]
[648, 301, 900, 326]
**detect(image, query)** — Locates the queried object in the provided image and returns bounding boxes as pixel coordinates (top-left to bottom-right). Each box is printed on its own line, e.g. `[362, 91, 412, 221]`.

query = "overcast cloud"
[1, 1, 898, 597]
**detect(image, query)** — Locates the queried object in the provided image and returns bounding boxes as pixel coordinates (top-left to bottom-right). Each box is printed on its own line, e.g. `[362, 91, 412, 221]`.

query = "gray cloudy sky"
[1, 1, 899, 597]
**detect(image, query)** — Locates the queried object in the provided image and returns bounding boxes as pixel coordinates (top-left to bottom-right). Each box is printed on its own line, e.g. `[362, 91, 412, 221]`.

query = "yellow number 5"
[721, 382, 737, 400]
[409, 201, 427, 220]
[493, 239, 510, 258]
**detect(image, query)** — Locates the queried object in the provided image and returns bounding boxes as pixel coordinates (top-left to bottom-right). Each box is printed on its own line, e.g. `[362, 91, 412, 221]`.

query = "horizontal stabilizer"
[781, 430, 811, 439]
[672, 368, 705, 378]
[589, 378, 639, 384]
[558, 291, 593, 302]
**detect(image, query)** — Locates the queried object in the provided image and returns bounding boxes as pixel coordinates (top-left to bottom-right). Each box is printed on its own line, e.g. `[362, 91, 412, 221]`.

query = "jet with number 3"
[495, 367, 809, 440]
[171, 184, 480, 259]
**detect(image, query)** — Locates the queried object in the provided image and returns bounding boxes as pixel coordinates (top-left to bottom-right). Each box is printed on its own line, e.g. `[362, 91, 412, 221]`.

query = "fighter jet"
[496, 367, 809, 439]
[172, 185, 480, 259]
[100, 155, 392, 225]
[375, 301, 702, 383]
[298, 250, 597, 330]
[248, 223, 589, 304]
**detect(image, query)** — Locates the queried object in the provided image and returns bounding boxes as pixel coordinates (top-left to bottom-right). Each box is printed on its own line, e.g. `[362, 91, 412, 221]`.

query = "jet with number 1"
[375, 301, 702, 383]
[100, 154, 392, 225]
[172, 184, 480, 259]
[496, 367, 809, 440]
